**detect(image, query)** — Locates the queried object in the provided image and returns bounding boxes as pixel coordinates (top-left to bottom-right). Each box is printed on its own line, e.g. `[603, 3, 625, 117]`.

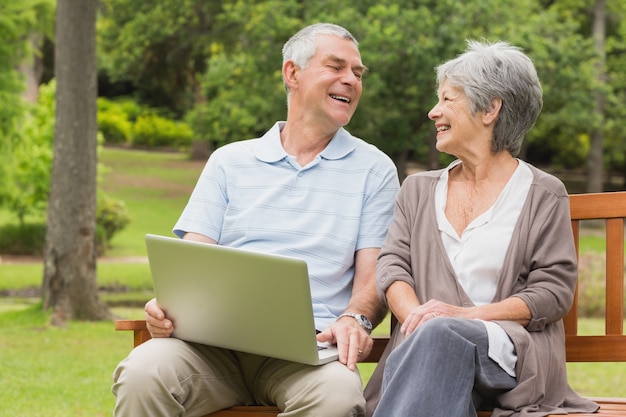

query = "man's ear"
[482, 98, 502, 125]
[283, 60, 299, 91]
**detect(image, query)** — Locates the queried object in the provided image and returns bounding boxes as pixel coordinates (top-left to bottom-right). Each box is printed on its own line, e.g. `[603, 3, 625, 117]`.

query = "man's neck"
[280, 122, 338, 166]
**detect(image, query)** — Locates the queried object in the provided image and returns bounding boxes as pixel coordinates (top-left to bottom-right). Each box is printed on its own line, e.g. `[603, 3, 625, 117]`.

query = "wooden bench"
[115, 191, 626, 416]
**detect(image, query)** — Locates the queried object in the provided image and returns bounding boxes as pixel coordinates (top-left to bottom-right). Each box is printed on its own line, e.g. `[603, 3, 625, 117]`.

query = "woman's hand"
[400, 299, 470, 336]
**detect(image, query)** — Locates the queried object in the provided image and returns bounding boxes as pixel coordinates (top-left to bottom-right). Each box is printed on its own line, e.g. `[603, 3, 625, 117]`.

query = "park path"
[0, 255, 148, 264]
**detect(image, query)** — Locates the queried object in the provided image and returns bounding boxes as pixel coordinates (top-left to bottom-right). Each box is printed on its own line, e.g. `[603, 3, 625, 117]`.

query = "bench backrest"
[565, 192, 626, 362]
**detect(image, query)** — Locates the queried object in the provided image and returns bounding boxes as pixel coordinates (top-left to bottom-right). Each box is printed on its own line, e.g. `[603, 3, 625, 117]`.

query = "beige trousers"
[112, 337, 365, 417]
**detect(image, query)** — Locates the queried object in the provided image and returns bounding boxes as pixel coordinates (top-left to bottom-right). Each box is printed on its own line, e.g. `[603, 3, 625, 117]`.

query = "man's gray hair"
[435, 40, 543, 157]
[282, 23, 358, 93]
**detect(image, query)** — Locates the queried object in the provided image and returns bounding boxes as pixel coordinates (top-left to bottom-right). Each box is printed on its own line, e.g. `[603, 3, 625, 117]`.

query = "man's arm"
[317, 247, 386, 370]
[342, 247, 387, 329]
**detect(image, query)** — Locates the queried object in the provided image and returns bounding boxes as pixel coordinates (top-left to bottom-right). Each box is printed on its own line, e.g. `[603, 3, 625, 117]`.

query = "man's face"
[292, 34, 365, 129]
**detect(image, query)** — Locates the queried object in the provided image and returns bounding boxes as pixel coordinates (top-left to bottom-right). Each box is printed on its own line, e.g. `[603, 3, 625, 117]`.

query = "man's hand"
[317, 316, 373, 371]
[144, 298, 174, 338]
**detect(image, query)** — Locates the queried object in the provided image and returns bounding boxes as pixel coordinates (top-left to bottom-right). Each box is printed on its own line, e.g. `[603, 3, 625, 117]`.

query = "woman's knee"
[412, 317, 484, 343]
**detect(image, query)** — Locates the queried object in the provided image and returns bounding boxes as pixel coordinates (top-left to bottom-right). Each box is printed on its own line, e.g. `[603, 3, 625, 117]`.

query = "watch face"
[340, 312, 372, 331]
[358, 314, 372, 329]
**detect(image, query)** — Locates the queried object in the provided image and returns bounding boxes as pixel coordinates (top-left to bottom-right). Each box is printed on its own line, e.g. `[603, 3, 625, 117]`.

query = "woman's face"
[428, 80, 487, 157]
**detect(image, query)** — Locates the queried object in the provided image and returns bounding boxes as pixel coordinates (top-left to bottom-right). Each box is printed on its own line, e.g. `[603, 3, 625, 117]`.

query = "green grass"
[99, 147, 203, 257]
[0, 147, 625, 416]
[0, 262, 152, 292]
[0, 305, 146, 417]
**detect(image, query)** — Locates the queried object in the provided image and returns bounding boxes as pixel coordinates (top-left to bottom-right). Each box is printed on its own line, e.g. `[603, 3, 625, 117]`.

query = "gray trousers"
[112, 337, 365, 417]
[372, 317, 517, 417]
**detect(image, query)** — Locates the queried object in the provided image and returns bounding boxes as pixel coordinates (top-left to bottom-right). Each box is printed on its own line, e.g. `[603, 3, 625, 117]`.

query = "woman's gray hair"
[435, 40, 543, 156]
[282, 23, 358, 93]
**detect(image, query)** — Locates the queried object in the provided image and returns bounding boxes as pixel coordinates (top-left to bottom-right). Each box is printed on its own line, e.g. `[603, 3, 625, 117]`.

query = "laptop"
[144, 234, 339, 366]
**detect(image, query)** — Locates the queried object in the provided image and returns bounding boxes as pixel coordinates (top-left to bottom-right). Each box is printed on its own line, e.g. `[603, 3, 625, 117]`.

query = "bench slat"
[569, 192, 626, 219]
[203, 398, 626, 417]
[566, 335, 626, 362]
[605, 217, 625, 335]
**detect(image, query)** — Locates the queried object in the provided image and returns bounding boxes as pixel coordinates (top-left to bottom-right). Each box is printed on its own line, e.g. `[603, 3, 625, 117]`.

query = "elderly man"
[112, 22, 399, 417]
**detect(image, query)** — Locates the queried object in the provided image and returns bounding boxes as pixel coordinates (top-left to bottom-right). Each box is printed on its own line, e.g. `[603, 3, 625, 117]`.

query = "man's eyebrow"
[326, 54, 368, 73]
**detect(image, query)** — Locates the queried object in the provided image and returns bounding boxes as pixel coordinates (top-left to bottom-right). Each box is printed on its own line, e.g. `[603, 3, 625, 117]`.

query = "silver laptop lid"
[145, 234, 337, 365]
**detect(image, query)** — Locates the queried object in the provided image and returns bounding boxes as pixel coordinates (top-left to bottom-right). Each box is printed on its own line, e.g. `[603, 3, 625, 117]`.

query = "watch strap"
[338, 312, 372, 333]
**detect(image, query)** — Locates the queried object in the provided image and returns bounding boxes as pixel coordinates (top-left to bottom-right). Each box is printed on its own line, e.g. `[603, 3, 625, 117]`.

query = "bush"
[0, 196, 130, 256]
[0, 82, 55, 224]
[97, 97, 193, 149]
[98, 110, 132, 144]
[97, 97, 138, 145]
[0, 223, 46, 256]
[113, 98, 144, 122]
[132, 113, 193, 148]
[96, 194, 131, 248]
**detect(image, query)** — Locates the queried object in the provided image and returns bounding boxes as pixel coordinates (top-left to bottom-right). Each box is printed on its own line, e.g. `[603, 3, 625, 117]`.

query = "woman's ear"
[283, 60, 299, 91]
[482, 98, 502, 125]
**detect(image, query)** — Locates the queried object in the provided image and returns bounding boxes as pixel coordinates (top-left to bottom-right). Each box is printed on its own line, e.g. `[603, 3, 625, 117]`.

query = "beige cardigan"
[364, 164, 599, 417]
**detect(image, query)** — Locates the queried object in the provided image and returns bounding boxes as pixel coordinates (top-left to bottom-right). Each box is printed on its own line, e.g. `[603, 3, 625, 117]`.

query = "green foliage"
[0, 0, 55, 222]
[131, 113, 193, 148]
[97, 193, 131, 250]
[0, 222, 46, 255]
[0, 81, 55, 224]
[97, 98, 133, 144]
[0, 0, 54, 142]
[187, 51, 285, 148]
[0, 191, 131, 255]
[98, 0, 223, 115]
[97, 96, 193, 148]
[93, 0, 626, 174]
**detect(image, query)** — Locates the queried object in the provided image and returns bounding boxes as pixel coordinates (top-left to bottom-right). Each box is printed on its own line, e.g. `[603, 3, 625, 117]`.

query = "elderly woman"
[364, 41, 600, 417]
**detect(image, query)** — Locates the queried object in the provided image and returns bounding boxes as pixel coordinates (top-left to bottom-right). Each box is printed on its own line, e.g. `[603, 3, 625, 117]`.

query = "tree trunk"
[42, 0, 110, 324]
[393, 148, 410, 183]
[427, 132, 439, 171]
[586, 0, 606, 193]
[19, 32, 44, 104]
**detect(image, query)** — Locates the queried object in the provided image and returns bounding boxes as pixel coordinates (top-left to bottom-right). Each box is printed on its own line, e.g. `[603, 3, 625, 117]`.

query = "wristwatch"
[338, 312, 372, 333]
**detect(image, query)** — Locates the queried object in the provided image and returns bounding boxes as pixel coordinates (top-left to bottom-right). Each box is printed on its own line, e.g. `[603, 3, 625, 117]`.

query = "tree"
[42, 0, 110, 324]
[94, 0, 619, 184]
[604, 1, 626, 186]
[587, 0, 607, 192]
[98, 0, 225, 116]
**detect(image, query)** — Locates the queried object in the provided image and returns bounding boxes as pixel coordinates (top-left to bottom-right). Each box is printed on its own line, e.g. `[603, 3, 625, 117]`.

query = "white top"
[435, 159, 533, 376]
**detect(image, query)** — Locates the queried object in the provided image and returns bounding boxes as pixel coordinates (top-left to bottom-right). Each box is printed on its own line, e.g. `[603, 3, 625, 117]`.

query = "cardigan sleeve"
[376, 184, 416, 305]
[512, 184, 578, 332]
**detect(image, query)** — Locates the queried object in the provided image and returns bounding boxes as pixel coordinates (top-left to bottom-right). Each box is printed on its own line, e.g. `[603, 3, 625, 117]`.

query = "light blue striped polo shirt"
[173, 122, 399, 330]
